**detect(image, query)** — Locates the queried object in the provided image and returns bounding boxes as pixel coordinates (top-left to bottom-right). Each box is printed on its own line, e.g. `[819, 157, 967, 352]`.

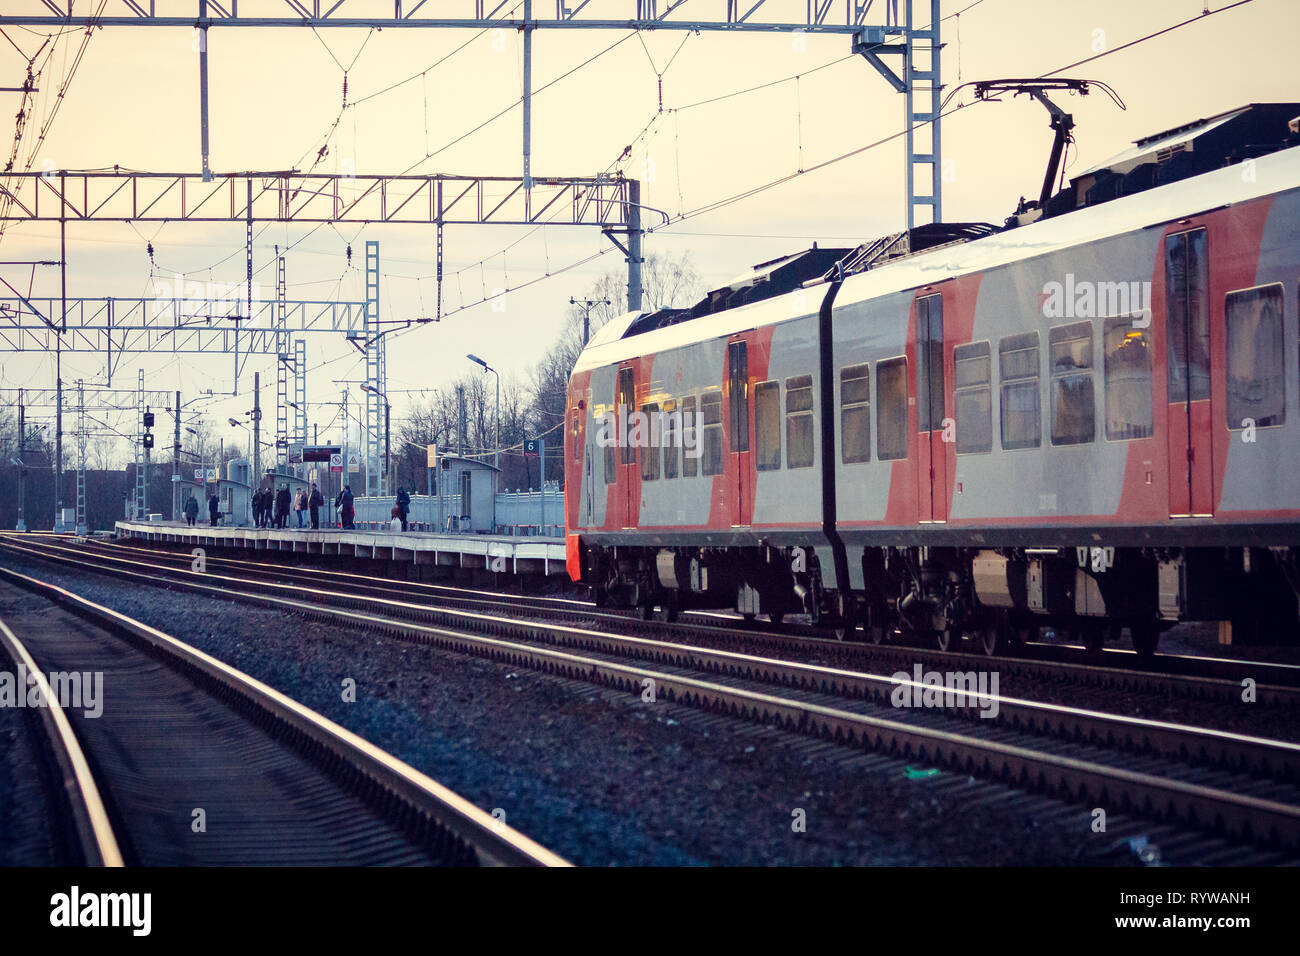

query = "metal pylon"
[135, 369, 146, 519]
[294, 338, 307, 455]
[363, 241, 384, 498]
[275, 254, 289, 467]
[904, 0, 942, 229]
[75, 379, 86, 534]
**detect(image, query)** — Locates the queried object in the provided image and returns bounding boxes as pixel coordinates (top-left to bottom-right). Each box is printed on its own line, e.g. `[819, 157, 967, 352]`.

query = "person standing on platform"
[396, 487, 411, 532]
[208, 491, 220, 527]
[337, 484, 355, 530]
[294, 488, 307, 528]
[309, 483, 323, 530]
[184, 493, 199, 527]
[276, 485, 291, 529]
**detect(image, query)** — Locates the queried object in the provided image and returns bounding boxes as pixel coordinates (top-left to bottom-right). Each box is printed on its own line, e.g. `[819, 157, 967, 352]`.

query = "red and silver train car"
[564, 103, 1300, 654]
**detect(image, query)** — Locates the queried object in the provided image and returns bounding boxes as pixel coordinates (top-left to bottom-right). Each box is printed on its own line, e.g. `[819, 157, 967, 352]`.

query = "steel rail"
[0, 562, 568, 867]
[0, 618, 125, 866]
[6, 537, 1300, 849]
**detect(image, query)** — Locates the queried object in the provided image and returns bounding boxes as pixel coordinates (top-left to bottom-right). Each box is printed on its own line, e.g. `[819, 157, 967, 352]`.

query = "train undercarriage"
[583, 540, 1300, 656]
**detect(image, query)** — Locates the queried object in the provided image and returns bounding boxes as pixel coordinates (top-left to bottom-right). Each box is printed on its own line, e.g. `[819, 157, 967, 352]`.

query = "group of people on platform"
[180, 482, 413, 533]
[251, 483, 326, 529]
[183, 491, 222, 527]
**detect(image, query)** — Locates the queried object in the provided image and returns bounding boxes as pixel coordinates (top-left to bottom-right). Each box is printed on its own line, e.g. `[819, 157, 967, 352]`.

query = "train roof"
[574, 139, 1300, 376]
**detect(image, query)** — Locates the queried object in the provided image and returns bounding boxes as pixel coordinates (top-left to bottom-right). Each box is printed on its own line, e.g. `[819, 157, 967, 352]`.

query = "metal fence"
[349, 488, 563, 536]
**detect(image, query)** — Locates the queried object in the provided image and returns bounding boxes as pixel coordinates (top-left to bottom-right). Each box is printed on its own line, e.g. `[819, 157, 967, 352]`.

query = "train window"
[1050, 321, 1095, 445]
[915, 295, 945, 432]
[1226, 284, 1286, 428]
[617, 367, 636, 465]
[755, 381, 782, 471]
[681, 396, 699, 478]
[662, 402, 679, 480]
[876, 357, 909, 461]
[954, 342, 992, 454]
[785, 375, 814, 469]
[999, 332, 1041, 450]
[840, 364, 871, 463]
[1103, 316, 1154, 440]
[640, 403, 660, 481]
[1166, 228, 1210, 404]
[728, 341, 750, 453]
[701, 390, 724, 476]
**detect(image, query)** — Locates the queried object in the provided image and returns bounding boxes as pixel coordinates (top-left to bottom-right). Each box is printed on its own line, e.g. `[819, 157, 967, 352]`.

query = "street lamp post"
[466, 354, 499, 471]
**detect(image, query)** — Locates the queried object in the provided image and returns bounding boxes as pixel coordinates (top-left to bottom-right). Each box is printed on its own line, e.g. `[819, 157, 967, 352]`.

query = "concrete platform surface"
[115, 520, 567, 577]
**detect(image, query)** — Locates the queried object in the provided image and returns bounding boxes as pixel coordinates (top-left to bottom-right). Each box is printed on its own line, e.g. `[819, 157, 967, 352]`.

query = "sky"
[0, 0, 1296, 463]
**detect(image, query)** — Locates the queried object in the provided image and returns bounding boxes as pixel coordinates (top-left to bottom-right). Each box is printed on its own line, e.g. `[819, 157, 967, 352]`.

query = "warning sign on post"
[330, 453, 344, 473]
[346, 453, 360, 473]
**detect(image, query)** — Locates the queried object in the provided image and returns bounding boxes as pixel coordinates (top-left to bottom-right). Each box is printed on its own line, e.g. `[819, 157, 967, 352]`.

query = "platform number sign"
[524, 438, 541, 456]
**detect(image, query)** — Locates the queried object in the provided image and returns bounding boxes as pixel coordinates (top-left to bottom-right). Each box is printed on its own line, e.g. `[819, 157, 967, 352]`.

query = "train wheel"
[936, 627, 959, 652]
[832, 596, 858, 642]
[1131, 622, 1159, 658]
[655, 594, 680, 623]
[592, 586, 608, 609]
[637, 601, 655, 621]
[979, 621, 1001, 657]
[768, 611, 785, 626]
[1080, 621, 1105, 655]
[867, 625, 888, 645]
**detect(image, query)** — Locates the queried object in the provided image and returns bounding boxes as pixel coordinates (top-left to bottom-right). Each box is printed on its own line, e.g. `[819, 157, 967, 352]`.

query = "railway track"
[5, 533, 1299, 860]
[0, 563, 566, 867]
[81, 535, 1300, 708]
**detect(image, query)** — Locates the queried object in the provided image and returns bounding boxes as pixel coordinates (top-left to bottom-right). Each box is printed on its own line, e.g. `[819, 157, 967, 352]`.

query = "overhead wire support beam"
[0, 171, 643, 226]
[0, 2, 900, 32]
[0, 297, 367, 352]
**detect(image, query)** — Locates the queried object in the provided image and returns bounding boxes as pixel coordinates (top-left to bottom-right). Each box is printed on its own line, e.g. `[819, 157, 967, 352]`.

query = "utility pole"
[173, 390, 181, 521]
[55, 173, 66, 530]
[15, 390, 25, 531]
[456, 384, 465, 457]
[252, 371, 261, 484]
[570, 296, 610, 346]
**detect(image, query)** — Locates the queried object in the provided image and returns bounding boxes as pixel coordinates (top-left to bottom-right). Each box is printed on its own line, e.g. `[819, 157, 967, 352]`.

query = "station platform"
[114, 520, 568, 578]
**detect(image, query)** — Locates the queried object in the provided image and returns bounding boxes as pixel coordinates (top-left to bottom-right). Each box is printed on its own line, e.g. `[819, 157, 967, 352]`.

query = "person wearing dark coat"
[208, 492, 220, 526]
[184, 493, 199, 527]
[275, 485, 291, 529]
[252, 488, 262, 527]
[395, 487, 411, 532]
[309, 483, 323, 530]
[336, 485, 355, 530]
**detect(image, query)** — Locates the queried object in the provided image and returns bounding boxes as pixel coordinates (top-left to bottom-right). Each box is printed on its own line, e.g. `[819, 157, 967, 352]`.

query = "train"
[563, 101, 1300, 655]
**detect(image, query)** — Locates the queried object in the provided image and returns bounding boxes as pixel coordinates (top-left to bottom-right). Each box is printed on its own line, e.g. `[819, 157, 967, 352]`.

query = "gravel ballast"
[0, 551, 1266, 867]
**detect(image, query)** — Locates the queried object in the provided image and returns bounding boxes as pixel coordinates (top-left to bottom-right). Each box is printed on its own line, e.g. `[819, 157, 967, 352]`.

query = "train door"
[1165, 228, 1214, 517]
[727, 340, 751, 526]
[616, 365, 637, 528]
[914, 293, 948, 523]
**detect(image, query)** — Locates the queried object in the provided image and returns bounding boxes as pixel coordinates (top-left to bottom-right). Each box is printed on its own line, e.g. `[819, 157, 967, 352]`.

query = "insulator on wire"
[346, 244, 352, 267]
